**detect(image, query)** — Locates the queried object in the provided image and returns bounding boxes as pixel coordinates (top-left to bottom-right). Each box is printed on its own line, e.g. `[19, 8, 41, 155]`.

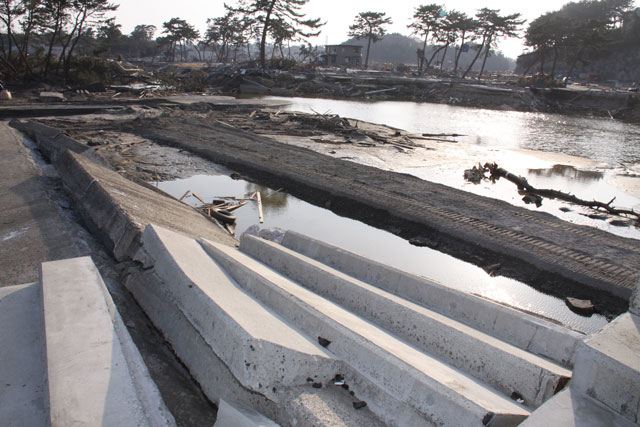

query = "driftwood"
[422, 133, 467, 138]
[256, 191, 264, 223]
[467, 162, 639, 222]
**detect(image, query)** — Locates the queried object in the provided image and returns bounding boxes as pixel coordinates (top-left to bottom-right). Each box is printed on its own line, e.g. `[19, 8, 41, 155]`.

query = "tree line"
[519, 0, 639, 79]
[1, 0, 637, 83]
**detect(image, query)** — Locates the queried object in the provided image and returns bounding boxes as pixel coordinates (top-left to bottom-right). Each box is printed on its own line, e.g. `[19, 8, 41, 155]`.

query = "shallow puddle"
[157, 172, 608, 335]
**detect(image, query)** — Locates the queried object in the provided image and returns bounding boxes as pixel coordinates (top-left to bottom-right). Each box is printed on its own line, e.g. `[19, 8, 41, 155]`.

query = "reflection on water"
[528, 164, 604, 182]
[268, 96, 640, 166]
[244, 183, 289, 212]
[267, 96, 640, 240]
[157, 172, 607, 335]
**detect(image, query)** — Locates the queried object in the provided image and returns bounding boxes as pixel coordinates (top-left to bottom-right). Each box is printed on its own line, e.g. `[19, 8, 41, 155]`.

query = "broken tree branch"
[465, 162, 639, 221]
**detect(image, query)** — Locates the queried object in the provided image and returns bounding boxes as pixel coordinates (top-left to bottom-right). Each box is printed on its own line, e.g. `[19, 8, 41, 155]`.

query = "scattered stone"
[352, 400, 367, 409]
[609, 219, 633, 227]
[510, 391, 525, 404]
[258, 227, 286, 244]
[521, 193, 542, 207]
[317, 336, 331, 347]
[312, 382, 322, 389]
[483, 264, 501, 276]
[306, 377, 314, 383]
[559, 207, 572, 212]
[230, 172, 242, 180]
[39, 91, 65, 102]
[585, 213, 608, 220]
[241, 224, 261, 239]
[408, 236, 438, 248]
[0, 89, 12, 100]
[565, 297, 595, 316]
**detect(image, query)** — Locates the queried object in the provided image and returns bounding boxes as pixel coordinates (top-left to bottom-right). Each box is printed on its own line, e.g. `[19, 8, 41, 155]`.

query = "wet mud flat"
[38, 106, 639, 317]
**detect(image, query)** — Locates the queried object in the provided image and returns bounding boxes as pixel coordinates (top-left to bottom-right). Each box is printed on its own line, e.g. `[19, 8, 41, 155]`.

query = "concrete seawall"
[5, 118, 640, 426]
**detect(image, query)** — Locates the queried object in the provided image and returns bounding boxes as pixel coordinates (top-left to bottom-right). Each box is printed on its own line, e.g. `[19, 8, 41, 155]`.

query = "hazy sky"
[114, 0, 574, 59]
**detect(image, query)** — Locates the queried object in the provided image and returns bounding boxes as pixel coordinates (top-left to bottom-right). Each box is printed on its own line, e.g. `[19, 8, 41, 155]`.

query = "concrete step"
[41, 256, 175, 426]
[520, 388, 637, 427]
[239, 234, 571, 408]
[570, 312, 640, 424]
[281, 230, 582, 367]
[214, 399, 280, 427]
[0, 283, 48, 427]
[128, 225, 340, 402]
[199, 238, 530, 427]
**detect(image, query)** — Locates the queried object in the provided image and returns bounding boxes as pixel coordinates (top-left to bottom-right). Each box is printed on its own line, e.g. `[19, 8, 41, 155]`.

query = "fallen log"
[422, 133, 467, 138]
[467, 162, 639, 222]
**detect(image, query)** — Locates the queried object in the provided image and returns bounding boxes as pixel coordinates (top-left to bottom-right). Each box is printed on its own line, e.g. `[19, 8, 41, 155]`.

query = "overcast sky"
[114, 0, 575, 59]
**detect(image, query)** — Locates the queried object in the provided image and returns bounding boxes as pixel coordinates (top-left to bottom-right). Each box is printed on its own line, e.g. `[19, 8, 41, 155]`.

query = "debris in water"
[466, 162, 639, 224]
[565, 297, 595, 316]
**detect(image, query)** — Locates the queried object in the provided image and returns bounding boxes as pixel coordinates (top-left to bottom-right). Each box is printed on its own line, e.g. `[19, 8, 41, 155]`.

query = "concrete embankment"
[0, 256, 175, 426]
[123, 115, 639, 311]
[10, 119, 237, 261]
[5, 115, 640, 425]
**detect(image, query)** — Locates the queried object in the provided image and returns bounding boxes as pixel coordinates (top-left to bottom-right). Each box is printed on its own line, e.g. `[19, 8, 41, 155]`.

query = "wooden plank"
[191, 192, 207, 204]
[179, 190, 191, 202]
[256, 191, 264, 223]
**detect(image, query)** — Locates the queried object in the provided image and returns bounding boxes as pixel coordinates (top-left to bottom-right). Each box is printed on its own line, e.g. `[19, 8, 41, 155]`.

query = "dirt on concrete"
[34, 105, 640, 318]
[1, 119, 226, 426]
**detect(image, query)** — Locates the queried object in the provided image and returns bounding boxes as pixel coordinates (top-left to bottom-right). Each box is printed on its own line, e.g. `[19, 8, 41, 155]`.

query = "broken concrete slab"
[130, 225, 340, 401]
[520, 388, 637, 427]
[571, 312, 640, 424]
[39, 91, 64, 102]
[200, 238, 530, 427]
[41, 256, 175, 426]
[214, 399, 280, 427]
[51, 149, 236, 261]
[239, 234, 571, 408]
[565, 297, 596, 316]
[281, 230, 583, 367]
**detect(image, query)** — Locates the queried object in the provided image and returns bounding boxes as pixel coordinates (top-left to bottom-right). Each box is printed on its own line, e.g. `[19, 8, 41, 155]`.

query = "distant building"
[319, 45, 362, 67]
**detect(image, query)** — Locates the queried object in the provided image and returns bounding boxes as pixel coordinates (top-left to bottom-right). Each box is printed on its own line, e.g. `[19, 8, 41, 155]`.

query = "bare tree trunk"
[454, 32, 466, 76]
[538, 50, 545, 74]
[477, 36, 493, 80]
[440, 42, 450, 70]
[43, 8, 64, 78]
[364, 34, 372, 69]
[521, 51, 541, 76]
[259, 0, 276, 68]
[426, 45, 445, 69]
[550, 46, 559, 77]
[461, 34, 486, 79]
[419, 32, 429, 72]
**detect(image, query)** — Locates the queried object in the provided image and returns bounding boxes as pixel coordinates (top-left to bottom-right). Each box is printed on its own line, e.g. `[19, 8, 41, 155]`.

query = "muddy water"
[267, 96, 640, 239]
[157, 172, 608, 335]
